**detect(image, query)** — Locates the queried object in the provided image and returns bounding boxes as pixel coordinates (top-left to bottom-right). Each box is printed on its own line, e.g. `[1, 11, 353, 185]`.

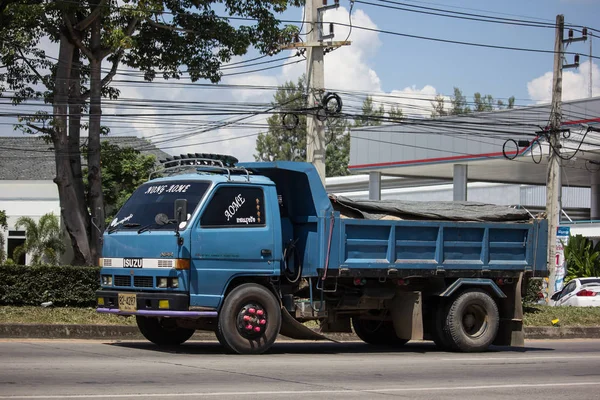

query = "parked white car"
[551, 277, 600, 306]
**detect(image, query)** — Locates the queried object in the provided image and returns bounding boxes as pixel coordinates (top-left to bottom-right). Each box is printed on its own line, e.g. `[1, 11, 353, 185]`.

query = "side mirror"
[174, 199, 188, 224]
[155, 213, 169, 225]
[551, 291, 562, 301]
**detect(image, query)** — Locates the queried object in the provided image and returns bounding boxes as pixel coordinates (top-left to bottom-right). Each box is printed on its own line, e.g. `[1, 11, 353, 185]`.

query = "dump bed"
[240, 161, 548, 280]
[326, 217, 547, 279]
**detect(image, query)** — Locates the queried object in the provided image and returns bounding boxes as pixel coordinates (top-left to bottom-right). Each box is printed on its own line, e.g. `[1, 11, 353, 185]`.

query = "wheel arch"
[218, 275, 280, 312]
[439, 278, 506, 299]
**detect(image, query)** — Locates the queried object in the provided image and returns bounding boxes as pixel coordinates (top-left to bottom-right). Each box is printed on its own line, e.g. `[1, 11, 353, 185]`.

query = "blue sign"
[557, 226, 570, 236]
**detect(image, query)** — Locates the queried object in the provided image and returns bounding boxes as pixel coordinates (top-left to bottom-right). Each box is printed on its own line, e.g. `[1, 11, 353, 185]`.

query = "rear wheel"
[216, 284, 282, 354]
[352, 315, 409, 346]
[431, 301, 454, 350]
[442, 289, 499, 352]
[136, 316, 195, 346]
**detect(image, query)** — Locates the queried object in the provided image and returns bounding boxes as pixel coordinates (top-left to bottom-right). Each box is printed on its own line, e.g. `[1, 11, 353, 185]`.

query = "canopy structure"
[348, 96, 600, 232]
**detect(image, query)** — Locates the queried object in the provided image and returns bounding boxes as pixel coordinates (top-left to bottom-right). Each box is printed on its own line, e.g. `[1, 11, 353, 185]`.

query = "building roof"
[0, 136, 171, 180]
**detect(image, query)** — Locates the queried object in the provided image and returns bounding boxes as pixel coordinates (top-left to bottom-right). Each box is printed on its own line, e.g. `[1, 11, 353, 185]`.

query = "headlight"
[101, 275, 113, 286]
[168, 278, 179, 288]
[157, 277, 168, 288]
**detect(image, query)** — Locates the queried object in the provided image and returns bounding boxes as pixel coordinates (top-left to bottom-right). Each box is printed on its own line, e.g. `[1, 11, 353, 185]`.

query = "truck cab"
[97, 155, 331, 352]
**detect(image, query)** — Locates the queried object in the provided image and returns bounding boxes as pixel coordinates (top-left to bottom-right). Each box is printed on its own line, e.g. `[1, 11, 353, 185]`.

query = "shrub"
[0, 264, 100, 307]
[523, 277, 543, 304]
[563, 234, 600, 282]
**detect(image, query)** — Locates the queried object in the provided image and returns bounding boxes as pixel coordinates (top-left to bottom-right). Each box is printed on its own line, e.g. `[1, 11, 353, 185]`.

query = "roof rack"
[149, 153, 250, 181]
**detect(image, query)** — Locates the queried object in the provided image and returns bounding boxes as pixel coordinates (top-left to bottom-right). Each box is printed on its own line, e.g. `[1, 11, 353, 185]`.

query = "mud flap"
[493, 272, 525, 347]
[279, 307, 339, 342]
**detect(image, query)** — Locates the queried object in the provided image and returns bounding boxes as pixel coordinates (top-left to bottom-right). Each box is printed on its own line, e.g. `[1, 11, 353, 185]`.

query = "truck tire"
[352, 317, 409, 346]
[216, 283, 282, 354]
[442, 289, 499, 352]
[136, 316, 195, 346]
[431, 301, 454, 351]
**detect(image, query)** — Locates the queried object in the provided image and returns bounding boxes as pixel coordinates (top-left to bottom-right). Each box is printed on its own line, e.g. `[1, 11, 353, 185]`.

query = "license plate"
[118, 293, 137, 312]
[124, 258, 143, 268]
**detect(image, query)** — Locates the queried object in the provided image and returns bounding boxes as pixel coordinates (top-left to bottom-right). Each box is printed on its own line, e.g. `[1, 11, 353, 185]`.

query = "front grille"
[157, 259, 173, 268]
[134, 276, 154, 288]
[103, 258, 113, 267]
[114, 275, 131, 287]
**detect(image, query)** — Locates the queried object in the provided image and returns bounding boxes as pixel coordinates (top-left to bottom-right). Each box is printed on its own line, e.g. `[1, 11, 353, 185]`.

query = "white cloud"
[142, 5, 387, 162]
[527, 60, 600, 103]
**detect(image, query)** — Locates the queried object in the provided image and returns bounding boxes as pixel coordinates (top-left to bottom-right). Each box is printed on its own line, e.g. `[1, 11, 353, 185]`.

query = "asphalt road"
[2, 339, 600, 399]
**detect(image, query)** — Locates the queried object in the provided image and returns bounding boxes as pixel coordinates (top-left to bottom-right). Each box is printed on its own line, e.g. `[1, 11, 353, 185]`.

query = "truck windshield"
[108, 180, 211, 232]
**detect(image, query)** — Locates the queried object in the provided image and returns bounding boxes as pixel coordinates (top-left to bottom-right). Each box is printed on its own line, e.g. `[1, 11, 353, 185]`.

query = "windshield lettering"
[236, 216, 256, 224]
[110, 213, 133, 227]
[224, 194, 246, 221]
[145, 184, 192, 195]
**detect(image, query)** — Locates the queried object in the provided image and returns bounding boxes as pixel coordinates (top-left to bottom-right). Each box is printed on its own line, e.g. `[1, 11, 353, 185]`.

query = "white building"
[0, 136, 169, 264]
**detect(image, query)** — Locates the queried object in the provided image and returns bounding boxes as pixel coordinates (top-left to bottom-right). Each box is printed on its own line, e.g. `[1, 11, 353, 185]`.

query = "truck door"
[189, 184, 277, 308]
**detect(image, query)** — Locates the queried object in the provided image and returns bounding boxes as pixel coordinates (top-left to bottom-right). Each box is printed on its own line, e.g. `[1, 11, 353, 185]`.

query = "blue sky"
[346, 0, 599, 103]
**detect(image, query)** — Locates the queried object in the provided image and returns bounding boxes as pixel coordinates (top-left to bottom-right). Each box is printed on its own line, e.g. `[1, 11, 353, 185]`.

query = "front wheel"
[216, 284, 282, 354]
[136, 316, 195, 346]
[442, 289, 499, 352]
[352, 315, 409, 346]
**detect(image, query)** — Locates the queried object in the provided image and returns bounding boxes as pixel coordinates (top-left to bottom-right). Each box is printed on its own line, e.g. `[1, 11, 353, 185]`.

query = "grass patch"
[523, 304, 600, 327]
[2, 305, 600, 328]
[0, 306, 136, 326]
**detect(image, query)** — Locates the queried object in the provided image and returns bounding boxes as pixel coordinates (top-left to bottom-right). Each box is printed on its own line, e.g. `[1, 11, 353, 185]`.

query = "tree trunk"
[68, 47, 90, 237]
[53, 33, 92, 265]
[87, 15, 105, 265]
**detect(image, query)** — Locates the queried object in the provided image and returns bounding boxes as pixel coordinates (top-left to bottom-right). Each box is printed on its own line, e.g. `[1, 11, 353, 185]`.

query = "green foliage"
[0, 264, 100, 307]
[563, 234, 600, 282]
[388, 105, 404, 121]
[13, 213, 66, 266]
[430, 87, 515, 117]
[0, 210, 6, 264]
[353, 95, 384, 128]
[450, 87, 470, 115]
[523, 278, 543, 304]
[84, 141, 157, 223]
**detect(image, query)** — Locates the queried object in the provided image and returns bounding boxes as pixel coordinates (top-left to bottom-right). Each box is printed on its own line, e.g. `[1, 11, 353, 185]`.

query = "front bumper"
[96, 290, 217, 318]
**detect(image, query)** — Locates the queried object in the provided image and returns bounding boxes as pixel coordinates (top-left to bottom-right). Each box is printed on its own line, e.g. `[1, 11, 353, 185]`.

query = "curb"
[2, 323, 600, 341]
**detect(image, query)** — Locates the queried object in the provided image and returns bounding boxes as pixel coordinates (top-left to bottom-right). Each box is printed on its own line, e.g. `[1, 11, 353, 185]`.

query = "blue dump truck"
[96, 155, 548, 354]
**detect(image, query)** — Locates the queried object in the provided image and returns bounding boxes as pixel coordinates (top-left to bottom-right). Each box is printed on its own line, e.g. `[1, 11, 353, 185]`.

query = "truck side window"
[200, 186, 266, 228]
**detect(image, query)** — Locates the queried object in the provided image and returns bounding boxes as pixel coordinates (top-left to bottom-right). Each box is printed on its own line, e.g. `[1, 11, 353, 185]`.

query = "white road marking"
[441, 355, 600, 361]
[1, 382, 600, 398]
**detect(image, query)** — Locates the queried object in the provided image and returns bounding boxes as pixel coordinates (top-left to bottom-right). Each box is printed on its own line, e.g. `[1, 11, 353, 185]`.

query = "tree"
[0, 210, 7, 264]
[388, 105, 404, 121]
[1, 0, 301, 265]
[354, 95, 384, 128]
[86, 141, 157, 224]
[430, 88, 515, 117]
[450, 87, 470, 115]
[474, 92, 494, 112]
[430, 94, 448, 118]
[255, 75, 351, 176]
[13, 213, 66, 266]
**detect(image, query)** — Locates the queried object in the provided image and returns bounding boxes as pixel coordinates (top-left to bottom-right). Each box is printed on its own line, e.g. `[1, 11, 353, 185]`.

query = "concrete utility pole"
[280, 0, 350, 185]
[305, 0, 327, 184]
[546, 15, 587, 301]
[545, 14, 564, 302]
